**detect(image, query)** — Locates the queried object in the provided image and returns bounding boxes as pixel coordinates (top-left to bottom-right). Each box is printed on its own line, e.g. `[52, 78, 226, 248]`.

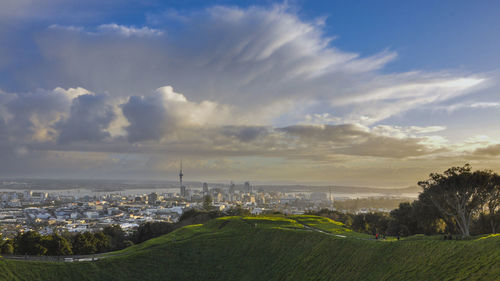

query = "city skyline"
[1, 1, 500, 187]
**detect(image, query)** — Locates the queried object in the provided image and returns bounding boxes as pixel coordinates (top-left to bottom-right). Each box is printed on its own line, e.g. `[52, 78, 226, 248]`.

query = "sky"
[0, 0, 499, 187]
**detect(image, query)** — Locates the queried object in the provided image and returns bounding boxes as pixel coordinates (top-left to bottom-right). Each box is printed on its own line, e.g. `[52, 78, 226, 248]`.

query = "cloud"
[473, 144, 500, 156]
[121, 92, 173, 142]
[371, 125, 446, 139]
[16, 5, 482, 128]
[0, 3, 496, 185]
[337, 75, 486, 125]
[303, 113, 342, 125]
[279, 124, 368, 142]
[277, 124, 440, 158]
[57, 93, 115, 144]
[3, 88, 72, 142]
[121, 86, 233, 142]
[97, 24, 164, 37]
[470, 102, 500, 109]
[0, 116, 8, 142]
[0, 87, 95, 143]
[48, 24, 84, 32]
[220, 126, 269, 142]
[438, 101, 500, 112]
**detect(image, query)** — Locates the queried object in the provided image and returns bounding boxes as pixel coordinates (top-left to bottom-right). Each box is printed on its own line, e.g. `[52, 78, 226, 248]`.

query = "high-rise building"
[329, 187, 335, 210]
[244, 181, 252, 193]
[203, 182, 209, 196]
[148, 192, 158, 205]
[179, 161, 186, 197]
[229, 181, 235, 201]
[216, 192, 223, 203]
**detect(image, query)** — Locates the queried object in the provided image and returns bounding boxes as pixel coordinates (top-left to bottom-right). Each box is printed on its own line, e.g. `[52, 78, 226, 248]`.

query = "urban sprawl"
[0, 181, 344, 238]
[1, 167, 404, 238]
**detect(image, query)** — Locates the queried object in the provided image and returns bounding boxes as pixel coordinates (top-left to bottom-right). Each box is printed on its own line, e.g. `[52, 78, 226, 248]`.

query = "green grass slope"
[0, 215, 499, 281]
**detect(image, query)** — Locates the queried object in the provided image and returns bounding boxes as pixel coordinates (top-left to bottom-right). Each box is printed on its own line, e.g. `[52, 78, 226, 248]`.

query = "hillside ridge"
[0, 215, 499, 281]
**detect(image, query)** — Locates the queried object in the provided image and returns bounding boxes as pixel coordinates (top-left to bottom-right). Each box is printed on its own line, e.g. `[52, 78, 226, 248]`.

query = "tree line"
[311, 164, 500, 237]
[0, 225, 131, 256]
[0, 208, 248, 256]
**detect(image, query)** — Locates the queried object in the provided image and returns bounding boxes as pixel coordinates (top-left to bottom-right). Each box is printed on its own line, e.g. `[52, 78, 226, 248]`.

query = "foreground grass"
[0, 215, 498, 281]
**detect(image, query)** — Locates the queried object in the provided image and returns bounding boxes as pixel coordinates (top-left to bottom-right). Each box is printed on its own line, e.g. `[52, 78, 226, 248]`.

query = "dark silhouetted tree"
[418, 164, 493, 236]
[485, 175, 500, 233]
[103, 225, 127, 250]
[1, 240, 14, 254]
[42, 233, 72, 256]
[72, 232, 97, 255]
[93, 232, 110, 252]
[14, 231, 47, 255]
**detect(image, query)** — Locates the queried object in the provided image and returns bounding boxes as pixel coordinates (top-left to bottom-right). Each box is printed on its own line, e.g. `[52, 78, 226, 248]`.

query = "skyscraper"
[229, 181, 235, 201]
[148, 192, 158, 205]
[244, 181, 251, 193]
[203, 182, 209, 196]
[179, 160, 186, 197]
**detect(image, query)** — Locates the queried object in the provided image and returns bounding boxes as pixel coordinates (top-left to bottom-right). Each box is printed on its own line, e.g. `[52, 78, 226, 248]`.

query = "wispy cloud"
[97, 24, 164, 37]
[438, 101, 500, 112]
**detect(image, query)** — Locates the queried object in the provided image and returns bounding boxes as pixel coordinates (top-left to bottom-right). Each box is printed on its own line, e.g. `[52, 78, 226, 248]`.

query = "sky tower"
[179, 160, 185, 197]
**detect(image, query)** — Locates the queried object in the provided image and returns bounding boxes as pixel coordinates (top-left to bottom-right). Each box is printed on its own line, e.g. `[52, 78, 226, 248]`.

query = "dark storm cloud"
[4, 88, 71, 141]
[57, 94, 115, 144]
[121, 94, 172, 142]
[220, 126, 269, 142]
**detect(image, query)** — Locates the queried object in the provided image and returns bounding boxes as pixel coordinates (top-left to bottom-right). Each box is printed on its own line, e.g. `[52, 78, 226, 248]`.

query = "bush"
[1, 242, 14, 254]
[14, 231, 47, 255]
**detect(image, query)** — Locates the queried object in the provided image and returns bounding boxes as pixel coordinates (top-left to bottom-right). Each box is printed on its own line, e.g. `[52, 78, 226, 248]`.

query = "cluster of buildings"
[0, 190, 187, 237]
[0, 188, 335, 238]
[0, 164, 336, 238]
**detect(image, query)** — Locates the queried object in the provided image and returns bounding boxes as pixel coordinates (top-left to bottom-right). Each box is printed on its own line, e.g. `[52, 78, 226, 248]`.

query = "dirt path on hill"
[290, 218, 379, 241]
[298, 223, 348, 238]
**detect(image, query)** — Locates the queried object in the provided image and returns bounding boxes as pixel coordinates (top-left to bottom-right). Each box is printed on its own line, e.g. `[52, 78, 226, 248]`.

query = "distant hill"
[1, 215, 498, 281]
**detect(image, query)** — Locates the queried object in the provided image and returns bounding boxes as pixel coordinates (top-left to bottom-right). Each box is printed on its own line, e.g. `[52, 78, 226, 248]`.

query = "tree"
[14, 231, 47, 255]
[72, 232, 97, 255]
[203, 195, 213, 210]
[350, 213, 390, 235]
[94, 232, 110, 252]
[1, 240, 14, 254]
[485, 175, 500, 233]
[309, 209, 353, 227]
[389, 202, 418, 236]
[42, 234, 72, 256]
[418, 164, 493, 237]
[133, 222, 175, 244]
[103, 225, 127, 250]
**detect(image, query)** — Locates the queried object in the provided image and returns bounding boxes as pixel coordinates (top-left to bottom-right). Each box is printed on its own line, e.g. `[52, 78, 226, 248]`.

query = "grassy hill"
[0, 215, 499, 281]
